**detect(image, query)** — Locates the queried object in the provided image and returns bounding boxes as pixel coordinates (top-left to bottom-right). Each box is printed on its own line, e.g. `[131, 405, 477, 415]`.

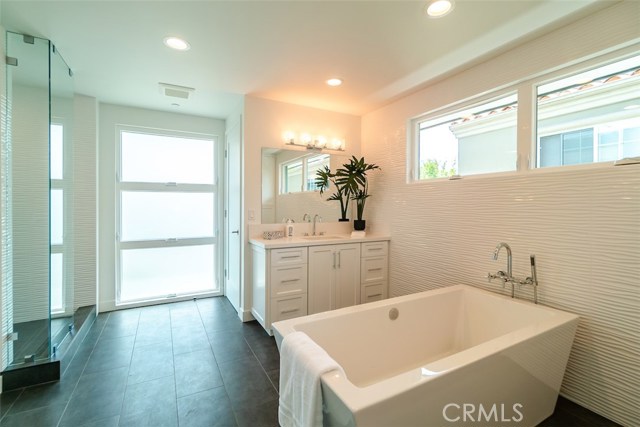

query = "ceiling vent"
[159, 82, 195, 100]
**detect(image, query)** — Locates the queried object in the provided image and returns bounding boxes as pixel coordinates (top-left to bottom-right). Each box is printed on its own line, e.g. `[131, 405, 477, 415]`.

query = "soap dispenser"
[286, 219, 294, 237]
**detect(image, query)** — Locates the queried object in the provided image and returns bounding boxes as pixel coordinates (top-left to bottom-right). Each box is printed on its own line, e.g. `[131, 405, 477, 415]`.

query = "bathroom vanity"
[249, 235, 390, 335]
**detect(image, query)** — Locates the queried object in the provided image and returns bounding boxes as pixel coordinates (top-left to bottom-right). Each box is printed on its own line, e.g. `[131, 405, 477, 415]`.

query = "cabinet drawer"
[361, 283, 386, 304]
[361, 257, 387, 283]
[272, 294, 307, 322]
[271, 265, 308, 297]
[361, 241, 388, 258]
[271, 247, 307, 266]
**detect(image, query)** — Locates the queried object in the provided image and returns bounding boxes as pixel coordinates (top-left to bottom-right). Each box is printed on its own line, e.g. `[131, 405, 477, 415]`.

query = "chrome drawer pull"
[281, 308, 299, 314]
[369, 293, 382, 298]
[280, 279, 300, 283]
[281, 255, 300, 259]
[368, 247, 383, 251]
[368, 267, 382, 271]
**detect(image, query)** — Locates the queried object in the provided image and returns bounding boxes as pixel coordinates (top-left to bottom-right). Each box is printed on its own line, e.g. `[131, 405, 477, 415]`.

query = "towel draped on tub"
[278, 331, 345, 427]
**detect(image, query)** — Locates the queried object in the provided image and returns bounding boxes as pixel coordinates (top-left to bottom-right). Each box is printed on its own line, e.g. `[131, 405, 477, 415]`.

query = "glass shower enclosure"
[1, 31, 75, 373]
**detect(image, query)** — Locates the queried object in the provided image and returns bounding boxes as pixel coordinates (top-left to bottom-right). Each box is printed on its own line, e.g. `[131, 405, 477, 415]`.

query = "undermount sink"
[301, 235, 343, 240]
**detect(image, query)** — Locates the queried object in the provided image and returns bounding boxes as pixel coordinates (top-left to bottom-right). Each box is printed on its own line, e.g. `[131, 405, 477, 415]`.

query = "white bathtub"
[272, 285, 579, 427]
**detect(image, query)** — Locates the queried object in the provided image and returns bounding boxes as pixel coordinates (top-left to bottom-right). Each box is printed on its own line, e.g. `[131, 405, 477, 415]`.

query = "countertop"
[249, 234, 390, 249]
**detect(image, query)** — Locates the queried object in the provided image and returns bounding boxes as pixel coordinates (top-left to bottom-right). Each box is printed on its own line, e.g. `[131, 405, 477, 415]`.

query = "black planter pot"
[339, 218, 350, 222]
[353, 220, 366, 231]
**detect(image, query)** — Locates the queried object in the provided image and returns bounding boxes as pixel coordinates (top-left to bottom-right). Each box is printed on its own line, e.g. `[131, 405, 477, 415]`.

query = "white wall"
[362, 2, 640, 426]
[241, 96, 361, 318]
[97, 103, 225, 312]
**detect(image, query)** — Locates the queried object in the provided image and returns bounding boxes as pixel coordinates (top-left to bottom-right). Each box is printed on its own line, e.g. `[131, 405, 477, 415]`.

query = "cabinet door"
[308, 246, 335, 314]
[334, 244, 361, 309]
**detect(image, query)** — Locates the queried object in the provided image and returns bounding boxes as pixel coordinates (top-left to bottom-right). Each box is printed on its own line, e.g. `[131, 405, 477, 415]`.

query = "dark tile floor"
[0, 296, 620, 427]
[0, 297, 280, 427]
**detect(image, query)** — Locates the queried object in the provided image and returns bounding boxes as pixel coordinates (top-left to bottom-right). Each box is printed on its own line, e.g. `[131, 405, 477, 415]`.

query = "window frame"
[279, 152, 330, 194]
[410, 89, 521, 182]
[408, 47, 640, 183]
[115, 125, 221, 305]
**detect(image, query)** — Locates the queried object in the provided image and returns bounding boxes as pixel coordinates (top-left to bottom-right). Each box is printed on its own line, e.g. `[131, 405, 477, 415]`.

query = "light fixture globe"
[326, 78, 343, 87]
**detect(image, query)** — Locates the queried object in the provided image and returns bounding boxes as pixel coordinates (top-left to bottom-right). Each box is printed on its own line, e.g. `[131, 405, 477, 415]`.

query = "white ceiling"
[1, 0, 612, 119]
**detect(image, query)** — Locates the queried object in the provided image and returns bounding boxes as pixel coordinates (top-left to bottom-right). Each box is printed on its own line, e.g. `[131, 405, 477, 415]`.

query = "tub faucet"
[490, 242, 515, 298]
[313, 214, 322, 236]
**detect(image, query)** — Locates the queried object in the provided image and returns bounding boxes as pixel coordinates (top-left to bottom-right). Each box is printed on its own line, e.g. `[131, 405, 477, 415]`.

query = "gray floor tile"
[177, 387, 237, 427]
[6, 378, 76, 415]
[208, 330, 254, 363]
[171, 325, 210, 355]
[218, 357, 279, 408]
[127, 341, 174, 385]
[233, 396, 279, 427]
[0, 388, 22, 419]
[0, 403, 67, 427]
[84, 335, 135, 374]
[120, 376, 177, 426]
[59, 367, 128, 426]
[77, 415, 120, 427]
[174, 348, 224, 398]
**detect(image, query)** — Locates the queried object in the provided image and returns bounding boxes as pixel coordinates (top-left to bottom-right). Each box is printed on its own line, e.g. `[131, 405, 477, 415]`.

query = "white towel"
[278, 331, 344, 427]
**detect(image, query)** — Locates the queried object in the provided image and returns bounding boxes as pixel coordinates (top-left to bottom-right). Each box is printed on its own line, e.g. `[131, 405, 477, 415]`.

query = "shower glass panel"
[3, 32, 74, 368]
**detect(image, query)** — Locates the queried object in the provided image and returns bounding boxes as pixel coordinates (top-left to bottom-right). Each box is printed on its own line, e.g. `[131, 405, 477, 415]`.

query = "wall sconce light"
[282, 131, 345, 151]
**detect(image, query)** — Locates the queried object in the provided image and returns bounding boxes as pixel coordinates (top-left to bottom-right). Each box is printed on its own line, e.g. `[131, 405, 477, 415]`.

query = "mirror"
[261, 148, 348, 223]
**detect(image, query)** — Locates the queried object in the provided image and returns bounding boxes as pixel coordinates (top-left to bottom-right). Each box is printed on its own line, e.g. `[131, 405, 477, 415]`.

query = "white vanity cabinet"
[308, 244, 361, 314]
[250, 235, 389, 334]
[250, 246, 308, 335]
[360, 241, 389, 304]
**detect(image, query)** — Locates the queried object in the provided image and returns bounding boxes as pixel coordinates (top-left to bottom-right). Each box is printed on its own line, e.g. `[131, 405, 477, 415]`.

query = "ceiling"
[1, 0, 613, 119]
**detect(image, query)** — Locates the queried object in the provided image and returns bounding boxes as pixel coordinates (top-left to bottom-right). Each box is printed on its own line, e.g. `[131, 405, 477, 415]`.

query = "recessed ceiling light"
[163, 36, 190, 51]
[326, 78, 343, 87]
[426, 0, 454, 18]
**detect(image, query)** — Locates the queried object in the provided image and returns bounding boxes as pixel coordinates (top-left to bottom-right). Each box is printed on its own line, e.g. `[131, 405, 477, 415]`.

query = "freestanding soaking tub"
[272, 285, 579, 427]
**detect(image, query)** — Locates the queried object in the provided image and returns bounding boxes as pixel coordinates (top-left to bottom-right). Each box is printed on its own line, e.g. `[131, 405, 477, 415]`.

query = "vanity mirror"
[261, 148, 349, 224]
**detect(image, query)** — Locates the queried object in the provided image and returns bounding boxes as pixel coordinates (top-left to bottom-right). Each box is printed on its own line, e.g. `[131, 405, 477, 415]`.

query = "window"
[117, 129, 218, 304]
[537, 55, 640, 167]
[280, 153, 330, 193]
[415, 94, 517, 179]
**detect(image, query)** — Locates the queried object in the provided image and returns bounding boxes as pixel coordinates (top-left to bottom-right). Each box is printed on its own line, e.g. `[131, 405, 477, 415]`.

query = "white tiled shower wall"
[362, 3, 640, 425]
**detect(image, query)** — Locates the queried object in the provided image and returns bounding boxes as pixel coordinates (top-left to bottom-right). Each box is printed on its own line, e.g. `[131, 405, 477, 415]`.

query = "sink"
[301, 235, 343, 240]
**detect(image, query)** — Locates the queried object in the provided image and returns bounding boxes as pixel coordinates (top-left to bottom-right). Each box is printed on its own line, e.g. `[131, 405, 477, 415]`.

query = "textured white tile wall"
[361, 4, 640, 424]
[11, 84, 49, 324]
[73, 95, 97, 310]
[0, 27, 13, 370]
[363, 125, 640, 426]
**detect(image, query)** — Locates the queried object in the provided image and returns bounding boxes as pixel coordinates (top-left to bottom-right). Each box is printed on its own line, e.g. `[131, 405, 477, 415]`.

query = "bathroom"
[0, 1, 639, 426]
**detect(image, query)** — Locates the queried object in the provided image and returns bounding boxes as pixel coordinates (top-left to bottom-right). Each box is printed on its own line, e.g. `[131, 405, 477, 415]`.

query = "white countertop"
[249, 234, 390, 249]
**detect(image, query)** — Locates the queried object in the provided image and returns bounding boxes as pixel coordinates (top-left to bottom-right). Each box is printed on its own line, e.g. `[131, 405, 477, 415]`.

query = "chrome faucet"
[302, 213, 311, 223]
[488, 243, 540, 304]
[490, 242, 514, 297]
[312, 214, 322, 236]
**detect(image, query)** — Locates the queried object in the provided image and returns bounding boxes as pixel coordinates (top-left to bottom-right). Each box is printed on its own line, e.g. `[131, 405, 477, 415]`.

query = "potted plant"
[343, 156, 380, 230]
[316, 156, 380, 226]
[315, 165, 351, 221]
